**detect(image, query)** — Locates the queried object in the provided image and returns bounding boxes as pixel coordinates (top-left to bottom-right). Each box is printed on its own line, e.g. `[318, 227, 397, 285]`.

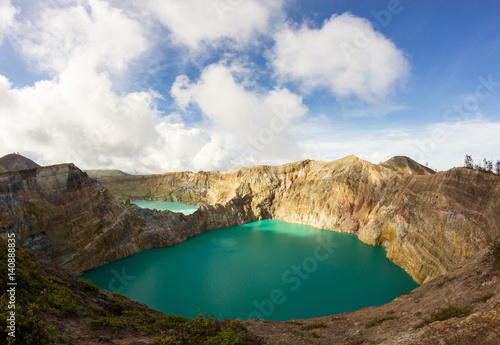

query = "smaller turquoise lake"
[81, 209, 419, 321]
[131, 200, 198, 215]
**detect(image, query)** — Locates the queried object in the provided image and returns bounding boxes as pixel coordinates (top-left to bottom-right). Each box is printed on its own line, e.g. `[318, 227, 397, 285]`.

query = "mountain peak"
[0, 153, 41, 174]
[380, 156, 435, 175]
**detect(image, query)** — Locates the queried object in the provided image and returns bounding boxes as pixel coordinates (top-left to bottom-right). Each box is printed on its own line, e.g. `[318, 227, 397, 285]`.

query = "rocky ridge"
[97, 155, 500, 284]
[0, 163, 258, 275]
[1, 154, 499, 344]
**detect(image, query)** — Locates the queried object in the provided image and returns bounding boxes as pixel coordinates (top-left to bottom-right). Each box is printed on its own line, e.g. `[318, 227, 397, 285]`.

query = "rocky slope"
[1, 156, 499, 283]
[0, 163, 257, 275]
[97, 156, 500, 284]
[0, 239, 263, 345]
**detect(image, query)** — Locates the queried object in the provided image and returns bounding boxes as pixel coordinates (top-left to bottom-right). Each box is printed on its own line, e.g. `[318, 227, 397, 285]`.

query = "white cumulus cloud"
[270, 13, 409, 103]
[145, 0, 283, 50]
[15, 0, 149, 75]
[0, 0, 17, 44]
[171, 62, 309, 163]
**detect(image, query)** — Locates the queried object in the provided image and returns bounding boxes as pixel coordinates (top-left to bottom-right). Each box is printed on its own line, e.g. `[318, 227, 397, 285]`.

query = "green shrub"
[0, 240, 77, 344]
[77, 278, 99, 292]
[473, 293, 495, 303]
[86, 303, 109, 316]
[111, 291, 127, 299]
[417, 305, 472, 328]
[44, 284, 78, 316]
[154, 313, 262, 345]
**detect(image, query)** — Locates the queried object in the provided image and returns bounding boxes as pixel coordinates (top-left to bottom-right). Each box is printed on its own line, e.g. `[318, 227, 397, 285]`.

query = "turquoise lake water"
[131, 200, 198, 215]
[81, 219, 419, 321]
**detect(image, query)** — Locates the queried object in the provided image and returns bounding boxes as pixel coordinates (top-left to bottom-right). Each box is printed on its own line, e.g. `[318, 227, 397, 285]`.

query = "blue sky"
[0, 0, 499, 173]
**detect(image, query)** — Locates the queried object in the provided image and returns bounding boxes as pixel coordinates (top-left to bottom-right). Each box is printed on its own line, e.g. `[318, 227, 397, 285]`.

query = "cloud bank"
[3, 0, 492, 173]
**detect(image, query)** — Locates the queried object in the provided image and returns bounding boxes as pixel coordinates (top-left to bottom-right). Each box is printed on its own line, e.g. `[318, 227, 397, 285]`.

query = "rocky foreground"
[0, 154, 499, 344]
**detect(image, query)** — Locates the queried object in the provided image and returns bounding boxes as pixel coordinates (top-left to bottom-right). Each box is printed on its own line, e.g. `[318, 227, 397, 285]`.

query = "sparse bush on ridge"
[416, 305, 472, 328]
[464, 154, 500, 174]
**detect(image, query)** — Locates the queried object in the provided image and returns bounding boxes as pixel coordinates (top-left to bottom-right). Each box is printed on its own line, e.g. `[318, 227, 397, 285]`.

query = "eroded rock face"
[98, 156, 500, 284]
[0, 164, 258, 275]
[1, 156, 499, 284]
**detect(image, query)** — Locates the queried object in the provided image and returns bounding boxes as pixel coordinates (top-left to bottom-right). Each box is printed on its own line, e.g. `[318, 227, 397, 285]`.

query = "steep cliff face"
[0, 164, 257, 275]
[97, 156, 500, 284]
[0, 164, 122, 271]
[1, 156, 499, 284]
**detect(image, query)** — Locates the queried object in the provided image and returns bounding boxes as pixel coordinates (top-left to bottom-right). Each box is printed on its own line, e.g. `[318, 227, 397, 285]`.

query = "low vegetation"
[365, 313, 399, 328]
[0, 239, 263, 345]
[285, 320, 304, 326]
[0, 240, 77, 344]
[488, 239, 500, 271]
[417, 305, 472, 328]
[473, 293, 495, 304]
[153, 313, 263, 345]
[76, 277, 99, 292]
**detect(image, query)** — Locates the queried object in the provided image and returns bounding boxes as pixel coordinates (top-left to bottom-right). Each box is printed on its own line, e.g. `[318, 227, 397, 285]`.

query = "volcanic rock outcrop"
[97, 155, 500, 284]
[1, 155, 499, 285]
[0, 163, 257, 275]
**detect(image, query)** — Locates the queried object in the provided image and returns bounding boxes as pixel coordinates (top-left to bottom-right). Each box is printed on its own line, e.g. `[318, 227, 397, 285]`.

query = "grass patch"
[416, 305, 472, 328]
[291, 330, 304, 337]
[285, 320, 305, 326]
[310, 331, 320, 338]
[153, 313, 263, 345]
[437, 276, 456, 288]
[473, 293, 495, 303]
[0, 240, 77, 344]
[111, 291, 127, 299]
[88, 317, 127, 331]
[77, 278, 99, 292]
[86, 303, 109, 316]
[365, 314, 399, 328]
[302, 322, 326, 331]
